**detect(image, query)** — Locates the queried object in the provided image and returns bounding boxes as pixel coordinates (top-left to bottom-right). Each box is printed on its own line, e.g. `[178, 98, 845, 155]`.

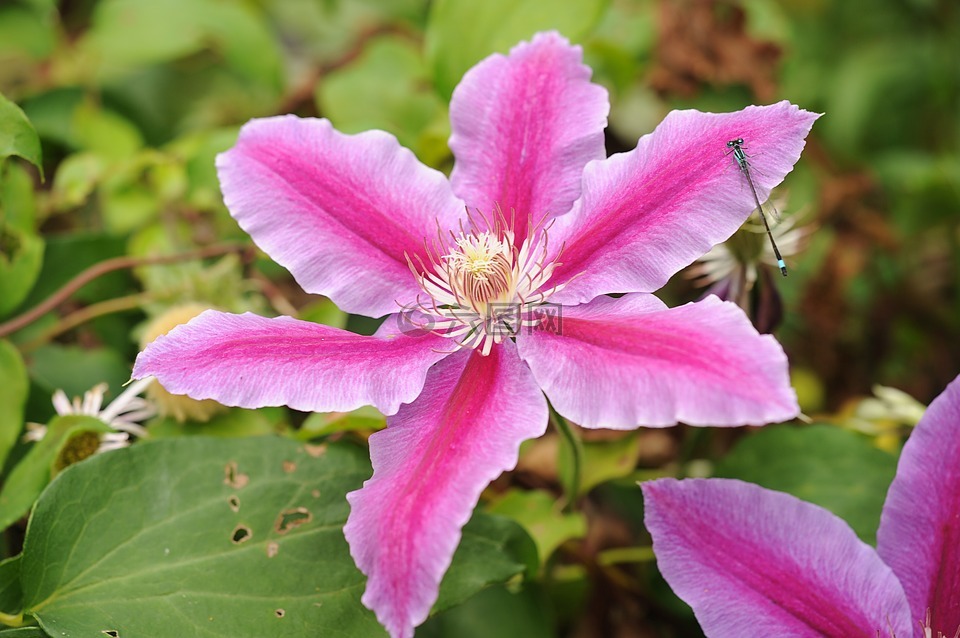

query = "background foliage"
[0, 0, 958, 636]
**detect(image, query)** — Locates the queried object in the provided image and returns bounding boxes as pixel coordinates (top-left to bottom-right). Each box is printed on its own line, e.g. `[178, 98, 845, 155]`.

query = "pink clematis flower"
[642, 374, 960, 638]
[134, 32, 816, 638]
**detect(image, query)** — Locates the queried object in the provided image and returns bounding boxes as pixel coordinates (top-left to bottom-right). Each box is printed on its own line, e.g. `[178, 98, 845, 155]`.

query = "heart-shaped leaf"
[18, 436, 533, 637]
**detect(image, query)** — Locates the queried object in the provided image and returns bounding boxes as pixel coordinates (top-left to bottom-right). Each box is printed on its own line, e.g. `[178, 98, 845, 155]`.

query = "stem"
[250, 270, 299, 318]
[0, 243, 251, 338]
[0, 611, 24, 627]
[596, 546, 656, 566]
[20, 292, 152, 353]
[676, 427, 707, 478]
[552, 409, 582, 511]
[277, 24, 418, 114]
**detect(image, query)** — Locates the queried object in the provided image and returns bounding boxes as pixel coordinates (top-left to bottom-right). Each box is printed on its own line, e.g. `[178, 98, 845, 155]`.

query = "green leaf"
[17, 233, 128, 311]
[0, 5, 56, 60]
[0, 341, 28, 470]
[0, 163, 38, 233]
[28, 346, 132, 402]
[83, 0, 210, 69]
[148, 407, 286, 438]
[0, 227, 44, 319]
[297, 407, 385, 441]
[50, 153, 105, 211]
[434, 512, 536, 614]
[199, 1, 284, 91]
[0, 94, 42, 175]
[577, 433, 642, 495]
[81, 0, 282, 90]
[299, 298, 349, 330]
[0, 555, 22, 615]
[582, 2, 655, 95]
[421, 585, 553, 638]
[169, 127, 239, 212]
[18, 437, 533, 636]
[100, 185, 158, 235]
[72, 101, 144, 160]
[554, 421, 584, 502]
[265, 0, 427, 71]
[317, 36, 450, 166]
[425, 0, 608, 98]
[487, 489, 586, 567]
[0, 415, 110, 532]
[20, 437, 383, 637]
[715, 424, 899, 544]
[0, 628, 46, 637]
[18, 89, 83, 150]
[20, 95, 141, 160]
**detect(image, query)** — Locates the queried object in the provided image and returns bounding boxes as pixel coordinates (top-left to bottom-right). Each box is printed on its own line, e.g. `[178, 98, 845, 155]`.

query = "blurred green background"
[1, 0, 958, 636]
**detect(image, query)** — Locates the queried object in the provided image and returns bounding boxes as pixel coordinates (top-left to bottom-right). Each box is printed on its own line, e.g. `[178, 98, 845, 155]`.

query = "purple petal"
[548, 102, 820, 302]
[344, 340, 547, 638]
[878, 374, 960, 632]
[516, 294, 797, 428]
[133, 310, 452, 415]
[643, 478, 913, 638]
[217, 116, 465, 317]
[449, 31, 608, 242]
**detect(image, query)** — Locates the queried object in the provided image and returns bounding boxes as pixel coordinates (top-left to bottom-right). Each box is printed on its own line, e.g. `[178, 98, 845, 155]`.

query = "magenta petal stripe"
[643, 478, 913, 638]
[548, 101, 820, 303]
[448, 31, 608, 242]
[133, 310, 452, 415]
[217, 116, 466, 318]
[878, 374, 960, 633]
[344, 341, 548, 638]
[516, 294, 797, 428]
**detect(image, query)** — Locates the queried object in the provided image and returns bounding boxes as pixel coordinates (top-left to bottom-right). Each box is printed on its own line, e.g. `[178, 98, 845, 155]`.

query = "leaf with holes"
[18, 436, 535, 637]
[18, 437, 383, 637]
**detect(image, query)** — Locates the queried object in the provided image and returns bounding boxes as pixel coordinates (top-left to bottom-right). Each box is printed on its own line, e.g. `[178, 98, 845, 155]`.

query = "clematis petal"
[448, 31, 608, 241]
[516, 293, 797, 428]
[877, 374, 960, 632]
[132, 310, 452, 415]
[217, 116, 465, 317]
[344, 340, 547, 638]
[548, 101, 820, 303]
[642, 478, 913, 638]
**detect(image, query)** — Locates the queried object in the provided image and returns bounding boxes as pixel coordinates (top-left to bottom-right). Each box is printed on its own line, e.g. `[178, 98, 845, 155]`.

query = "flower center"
[444, 232, 514, 311]
[406, 207, 563, 355]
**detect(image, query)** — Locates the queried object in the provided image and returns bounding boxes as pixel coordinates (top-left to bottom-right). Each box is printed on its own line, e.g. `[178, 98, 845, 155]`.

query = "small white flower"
[24, 377, 157, 452]
[845, 384, 928, 438]
[689, 205, 813, 291]
[857, 384, 927, 427]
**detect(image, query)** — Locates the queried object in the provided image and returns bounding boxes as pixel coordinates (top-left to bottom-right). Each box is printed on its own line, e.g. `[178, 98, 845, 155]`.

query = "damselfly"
[726, 138, 787, 276]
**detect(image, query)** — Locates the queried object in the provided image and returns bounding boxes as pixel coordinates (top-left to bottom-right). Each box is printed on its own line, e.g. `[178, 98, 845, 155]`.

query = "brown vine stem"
[277, 23, 419, 115]
[0, 242, 252, 339]
[20, 292, 153, 353]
